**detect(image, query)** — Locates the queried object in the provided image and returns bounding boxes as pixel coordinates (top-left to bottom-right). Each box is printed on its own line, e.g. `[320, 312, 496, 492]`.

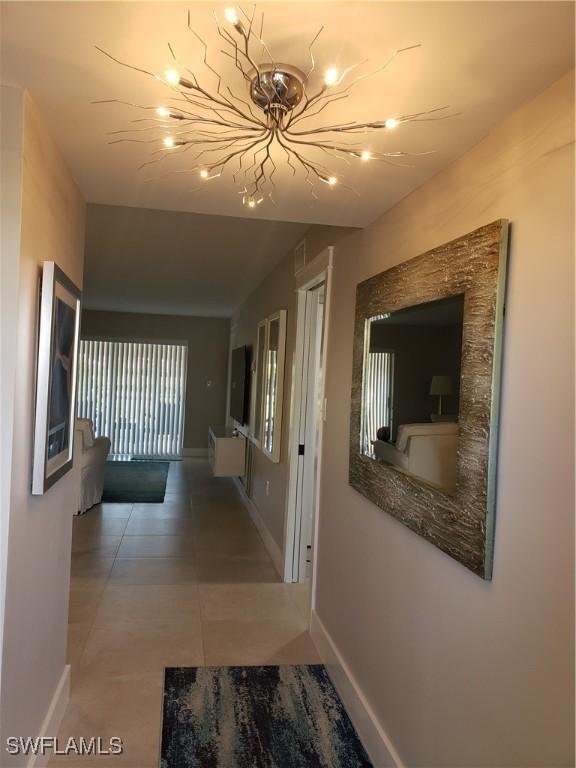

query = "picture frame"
[32, 262, 82, 495]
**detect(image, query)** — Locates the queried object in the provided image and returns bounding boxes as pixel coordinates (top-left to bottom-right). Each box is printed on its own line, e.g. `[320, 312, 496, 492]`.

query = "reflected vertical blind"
[263, 349, 278, 453]
[361, 352, 392, 455]
[77, 340, 187, 457]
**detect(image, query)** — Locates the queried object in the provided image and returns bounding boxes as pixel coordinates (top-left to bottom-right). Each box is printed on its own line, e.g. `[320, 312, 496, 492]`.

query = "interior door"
[294, 284, 326, 582]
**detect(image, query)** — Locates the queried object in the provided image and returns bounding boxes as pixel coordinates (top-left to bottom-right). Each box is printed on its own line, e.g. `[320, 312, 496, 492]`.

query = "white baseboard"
[27, 664, 70, 768]
[233, 478, 284, 577]
[310, 611, 404, 768]
[183, 448, 208, 458]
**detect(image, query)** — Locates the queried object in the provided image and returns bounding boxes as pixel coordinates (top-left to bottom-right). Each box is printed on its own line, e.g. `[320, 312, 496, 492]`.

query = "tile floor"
[52, 459, 315, 767]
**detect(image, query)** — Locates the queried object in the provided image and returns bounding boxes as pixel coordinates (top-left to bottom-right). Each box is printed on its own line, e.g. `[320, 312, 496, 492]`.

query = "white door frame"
[283, 247, 334, 614]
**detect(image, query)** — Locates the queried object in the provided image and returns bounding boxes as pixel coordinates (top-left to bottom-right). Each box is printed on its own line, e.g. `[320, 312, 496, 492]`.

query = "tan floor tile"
[70, 556, 115, 587]
[188, 508, 254, 532]
[73, 516, 129, 537]
[108, 558, 197, 586]
[68, 586, 104, 624]
[199, 583, 306, 623]
[49, 673, 162, 767]
[130, 501, 191, 519]
[188, 485, 239, 499]
[287, 581, 312, 623]
[195, 556, 280, 583]
[66, 622, 93, 667]
[116, 535, 195, 559]
[95, 585, 200, 622]
[78, 618, 204, 677]
[202, 620, 320, 666]
[86, 503, 134, 519]
[72, 535, 122, 558]
[193, 534, 272, 561]
[123, 516, 197, 536]
[189, 494, 245, 511]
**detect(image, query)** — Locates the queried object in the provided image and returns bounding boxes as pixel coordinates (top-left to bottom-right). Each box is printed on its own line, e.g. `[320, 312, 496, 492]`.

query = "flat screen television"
[230, 345, 249, 424]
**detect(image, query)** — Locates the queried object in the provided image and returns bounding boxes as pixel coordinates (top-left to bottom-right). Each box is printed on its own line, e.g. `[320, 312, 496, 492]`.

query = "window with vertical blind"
[77, 340, 187, 457]
[361, 351, 394, 456]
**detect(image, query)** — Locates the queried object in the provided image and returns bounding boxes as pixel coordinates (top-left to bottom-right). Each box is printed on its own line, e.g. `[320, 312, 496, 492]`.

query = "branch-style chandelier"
[96, 7, 453, 208]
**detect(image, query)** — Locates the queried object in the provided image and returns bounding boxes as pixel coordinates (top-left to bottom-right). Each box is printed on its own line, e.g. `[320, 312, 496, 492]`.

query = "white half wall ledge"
[310, 611, 404, 768]
[234, 477, 284, 577]
[26, 664, 70, 768]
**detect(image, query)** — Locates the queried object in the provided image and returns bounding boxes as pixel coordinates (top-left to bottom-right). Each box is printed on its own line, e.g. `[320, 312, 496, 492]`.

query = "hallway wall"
[315, 70, 574, 766]
[0, 92, 86, 764]
[81, 310, 230, 453]
[231, 246, 297, 551]
[230, 227, 352, 554]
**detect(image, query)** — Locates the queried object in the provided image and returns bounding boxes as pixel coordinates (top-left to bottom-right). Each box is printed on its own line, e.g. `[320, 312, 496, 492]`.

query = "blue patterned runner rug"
[161, 665, 373, 767]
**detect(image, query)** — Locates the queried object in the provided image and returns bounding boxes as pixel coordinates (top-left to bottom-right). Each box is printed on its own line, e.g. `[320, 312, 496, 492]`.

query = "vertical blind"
[77, 340, 187, 457]
[361, 351, 393, 456]
[263, 349, 278, 453]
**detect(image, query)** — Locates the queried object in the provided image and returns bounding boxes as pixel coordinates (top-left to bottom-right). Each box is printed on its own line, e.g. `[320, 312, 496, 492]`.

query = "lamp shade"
[430, 375, 452, 396]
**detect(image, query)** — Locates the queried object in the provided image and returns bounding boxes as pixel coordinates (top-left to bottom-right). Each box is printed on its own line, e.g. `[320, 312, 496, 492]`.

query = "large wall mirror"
[250, 320, 267, 448]
[252, 310, 287, 463]
[350, 220, 509, 579]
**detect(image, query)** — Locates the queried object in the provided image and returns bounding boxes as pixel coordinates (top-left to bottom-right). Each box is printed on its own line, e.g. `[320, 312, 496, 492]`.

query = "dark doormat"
[102, 460, 169, 503]
[161, 665, 373, 768]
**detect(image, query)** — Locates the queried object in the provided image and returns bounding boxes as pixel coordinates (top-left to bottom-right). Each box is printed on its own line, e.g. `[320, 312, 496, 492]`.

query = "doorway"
[284, 251, 333, 610]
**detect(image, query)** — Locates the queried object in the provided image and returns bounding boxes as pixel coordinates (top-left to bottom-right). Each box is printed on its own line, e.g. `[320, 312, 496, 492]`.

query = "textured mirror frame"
[349, 220, 509, 579]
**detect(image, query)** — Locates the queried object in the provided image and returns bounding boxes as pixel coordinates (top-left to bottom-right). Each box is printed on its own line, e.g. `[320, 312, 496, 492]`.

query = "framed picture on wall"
[32, 262, 82, 495]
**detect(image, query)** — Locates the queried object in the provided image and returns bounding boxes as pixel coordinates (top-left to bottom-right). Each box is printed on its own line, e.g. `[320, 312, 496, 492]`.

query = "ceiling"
[2, 2, 574, 228]
[82, 204, 311, 316]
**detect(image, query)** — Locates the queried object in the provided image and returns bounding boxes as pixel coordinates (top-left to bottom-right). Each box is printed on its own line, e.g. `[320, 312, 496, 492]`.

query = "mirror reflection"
[263, 318, 280, 454]
[253, 322, 266, 442]
[361, 293, 465, 494]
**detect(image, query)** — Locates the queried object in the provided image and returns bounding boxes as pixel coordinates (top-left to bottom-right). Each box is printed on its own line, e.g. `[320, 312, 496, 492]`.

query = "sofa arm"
[93, 436, 111, 460]
[81, 437, 111, 469]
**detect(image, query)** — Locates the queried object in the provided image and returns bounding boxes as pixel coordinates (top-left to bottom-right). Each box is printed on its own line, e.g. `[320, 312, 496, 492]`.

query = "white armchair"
[372, 422, 459, 492]
[73, 418, 111, 514]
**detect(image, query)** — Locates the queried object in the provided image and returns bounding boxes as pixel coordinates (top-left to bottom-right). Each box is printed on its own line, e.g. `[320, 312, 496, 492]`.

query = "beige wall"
[231, 248, 297, 548]
[0, 85, 24, 699]
[0, 92, 86, 763]
[316, 71, 574, 766]
[231, 227, 351, 550]
[81, 310, 230, 452]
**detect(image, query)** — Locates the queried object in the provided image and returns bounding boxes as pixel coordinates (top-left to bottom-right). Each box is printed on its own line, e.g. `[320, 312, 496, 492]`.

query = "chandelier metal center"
[96, 6, 454, 209]
[249, 64, 307, 115]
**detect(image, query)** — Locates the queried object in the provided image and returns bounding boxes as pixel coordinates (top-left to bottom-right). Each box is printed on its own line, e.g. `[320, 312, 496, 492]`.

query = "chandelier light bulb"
[163, 136, 175, 148]
[384, 118, 399, 129]
[224, 7, 239, 24]
[324, 67, 339, 87]
[248, 199, 256, 208]
[328, 176, 338, 186]
[156, 106, 170, 117]
[165, 69, 181, 85]
[200, 169, 209, 179]
[361, 150, 372, 161]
